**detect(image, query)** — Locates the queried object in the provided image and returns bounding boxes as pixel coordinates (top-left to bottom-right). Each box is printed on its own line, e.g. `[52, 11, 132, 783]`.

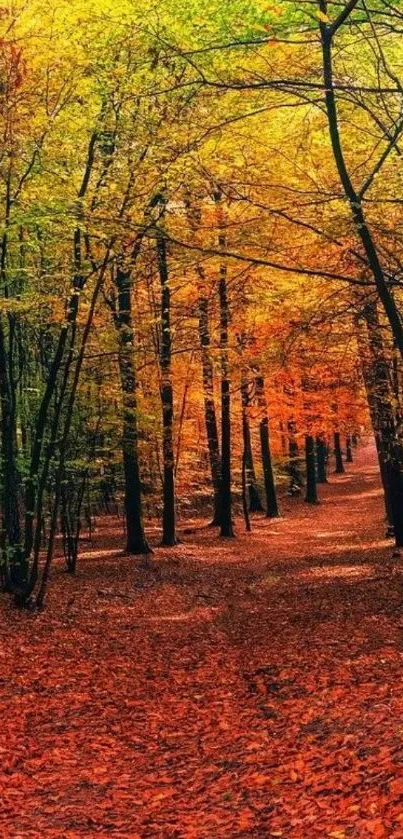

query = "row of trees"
[0, 0, 401, 607]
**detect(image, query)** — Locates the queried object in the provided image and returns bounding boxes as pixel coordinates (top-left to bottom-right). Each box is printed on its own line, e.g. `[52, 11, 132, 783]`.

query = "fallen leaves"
[1, 444, 403, 837]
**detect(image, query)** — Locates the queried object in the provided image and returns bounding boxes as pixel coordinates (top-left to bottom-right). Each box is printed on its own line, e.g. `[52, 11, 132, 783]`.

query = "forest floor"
[2, 441, 403, 838]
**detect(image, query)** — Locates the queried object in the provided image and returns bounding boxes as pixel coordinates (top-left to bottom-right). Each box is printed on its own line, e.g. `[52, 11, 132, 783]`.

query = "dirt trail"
[2, 441, 403, 839]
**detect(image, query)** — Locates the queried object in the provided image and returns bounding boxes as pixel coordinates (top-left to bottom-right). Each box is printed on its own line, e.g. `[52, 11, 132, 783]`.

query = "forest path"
[2, 441, 403, 839]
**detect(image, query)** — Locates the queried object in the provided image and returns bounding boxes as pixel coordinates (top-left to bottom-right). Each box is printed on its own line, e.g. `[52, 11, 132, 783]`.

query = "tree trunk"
[156, 227, 178, 546]
[346, 435, 353, 463]
[334, 432, 345, 474]
[386, 446, 403, 548]
[241, 375, 264, 512]
[198, 293, 221, 525]
[255, 375, 279, 517]
[305, 434, 319, 504]
[320, 20, 403, 362]
[218, 260, 233, 537]
[356, 300, 403, 541]
[316, 434, 328, 483]
[213, 193, 234, 539]
[0, 320, 21, 590]
[241, 443, 251, 533]
[288, 421, 302, 495]
[115, 266, 151, 555]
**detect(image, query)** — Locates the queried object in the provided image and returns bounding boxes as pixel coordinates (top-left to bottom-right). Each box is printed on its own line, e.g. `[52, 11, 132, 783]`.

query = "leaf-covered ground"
[2, 442, 403, 838]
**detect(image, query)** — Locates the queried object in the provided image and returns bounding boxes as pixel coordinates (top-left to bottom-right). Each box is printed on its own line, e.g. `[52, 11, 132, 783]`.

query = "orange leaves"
[389, 778, 403, 798]
[2, 444, 403, 838]
[361, 820, 387, 838]
[238, 807, 255, 829]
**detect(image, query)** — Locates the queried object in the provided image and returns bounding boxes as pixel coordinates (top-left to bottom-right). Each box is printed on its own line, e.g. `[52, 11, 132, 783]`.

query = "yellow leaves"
[317, 10, 330, 23]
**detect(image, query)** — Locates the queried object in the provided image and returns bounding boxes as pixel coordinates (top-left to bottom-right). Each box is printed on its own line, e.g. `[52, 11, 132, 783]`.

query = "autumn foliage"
[1, 0, 403, 835]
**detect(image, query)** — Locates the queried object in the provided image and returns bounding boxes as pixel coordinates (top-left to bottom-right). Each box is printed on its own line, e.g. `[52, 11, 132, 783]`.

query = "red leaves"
[1, 444, 403, 836]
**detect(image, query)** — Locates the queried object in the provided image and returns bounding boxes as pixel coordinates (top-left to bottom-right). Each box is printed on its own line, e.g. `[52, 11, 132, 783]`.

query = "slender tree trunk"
[255, 375, 279, 517]
[35, 246, 112, 608]
[213, 193, 234, 538]
[198, 293, 221, 525]
[115, 266, 151, 555]
[241, 438, 251, 533]
[305, 434, 319, 504]
[334, 432, 345, 474]
[218, 261, 233, 537]
[288, 421, 302, 495]
[316, 434, 328, 483]
[0, 319, 21, 589]
[241, 375, 264, 512]
[279, 421, 288, 457]
[0, 212, 22, 589]
[156, 227, 177, 546]
[346, 435, 353, 463]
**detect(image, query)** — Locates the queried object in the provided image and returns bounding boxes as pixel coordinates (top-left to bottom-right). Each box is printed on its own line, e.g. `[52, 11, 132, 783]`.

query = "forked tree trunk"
[320, 15, 403, 362]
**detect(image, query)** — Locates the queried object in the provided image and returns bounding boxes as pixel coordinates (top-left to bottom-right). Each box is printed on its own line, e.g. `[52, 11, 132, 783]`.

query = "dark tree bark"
[316, 434, 328, 483]
[198, 292, 221, 526]
[241, 444, 252, 533]
[357, 309, 394, 528]
[0, 319, 21, 590]
[305, 434, 319, 504]
[319, 9, 403, 361]
[218, 259, 234, 537]
[346, 435, 353, 463]
[319, 2, 403, 545]
[357, 300, 403, 544]
[115, 265, 151, 555]
[279, 421, 288, 456]
[36, 244, 113, 608]
[156, 226, 178, 547]
[288, 421, 302, 495]
[334, 432, 345, 474]
[255, 375, 279, 517]
[386, 447, 403, 548]
[213, 192, 234, 539]
[241, 375, 264, 512]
